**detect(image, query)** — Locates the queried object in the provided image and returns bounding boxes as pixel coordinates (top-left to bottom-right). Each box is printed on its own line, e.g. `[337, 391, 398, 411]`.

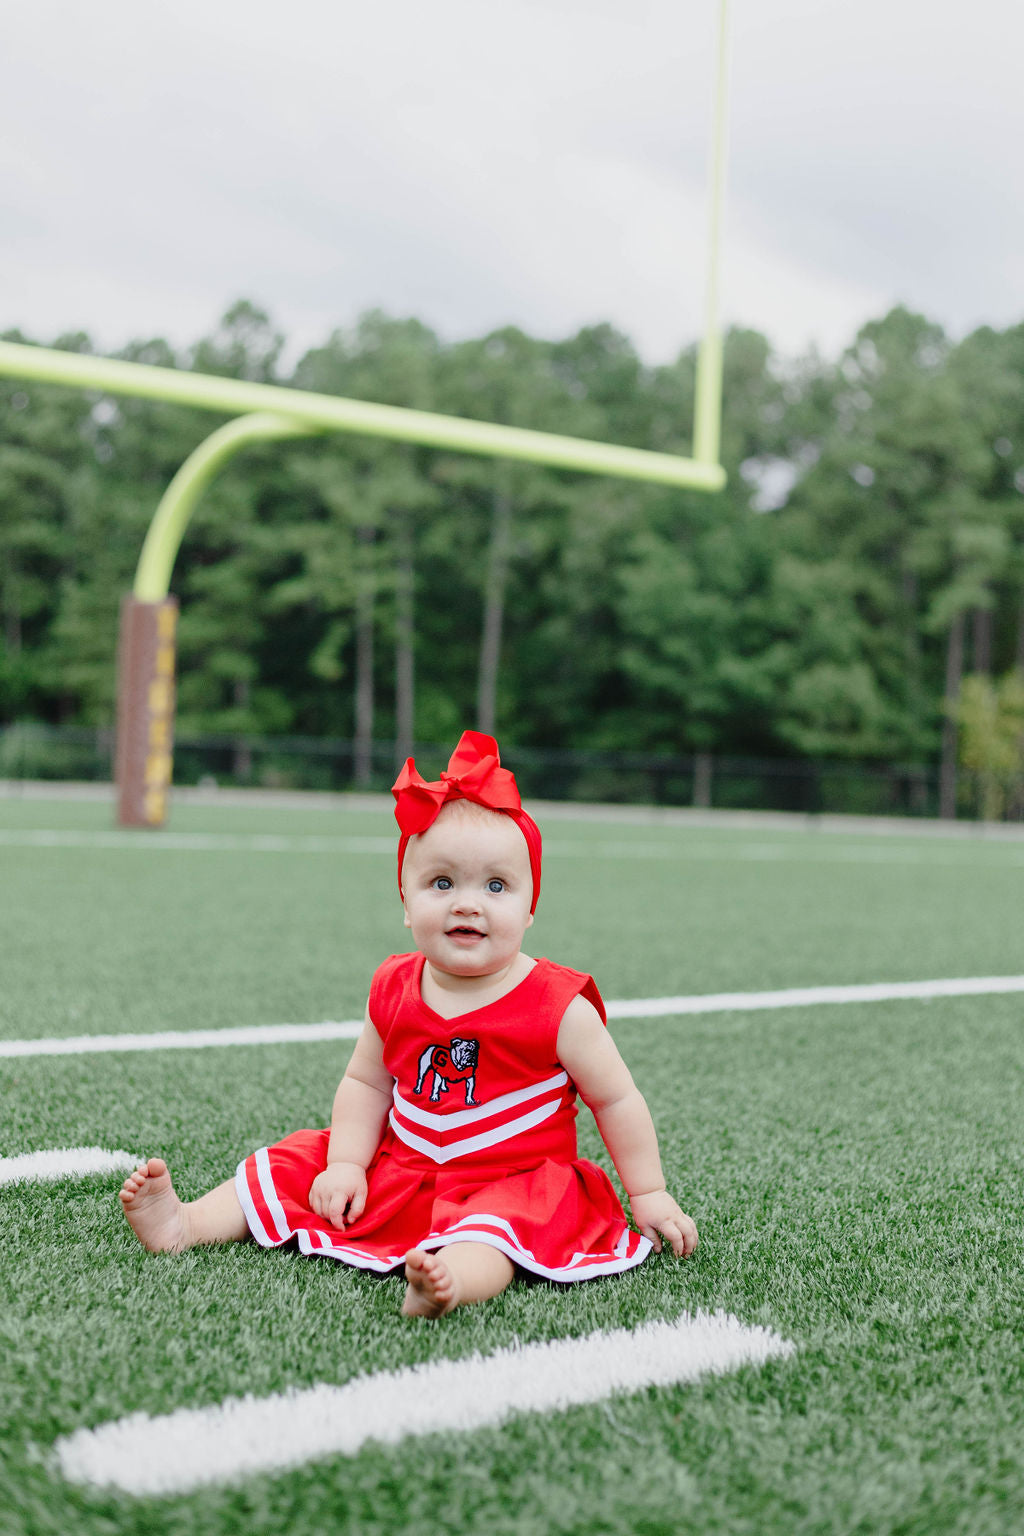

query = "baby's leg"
[402, 1242, 514, 1318]
[119, 1157, 249, 1253]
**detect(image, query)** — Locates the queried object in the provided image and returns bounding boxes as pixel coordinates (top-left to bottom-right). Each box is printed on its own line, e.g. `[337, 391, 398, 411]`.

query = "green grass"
[2, 793, 1024, 1534]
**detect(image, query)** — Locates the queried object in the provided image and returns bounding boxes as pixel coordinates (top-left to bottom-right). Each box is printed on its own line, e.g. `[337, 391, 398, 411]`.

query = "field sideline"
[2, 789, 1022, 1534]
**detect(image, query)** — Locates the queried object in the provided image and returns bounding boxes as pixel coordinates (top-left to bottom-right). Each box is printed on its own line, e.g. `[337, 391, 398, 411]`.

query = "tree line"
[2, 299, 1023, 813]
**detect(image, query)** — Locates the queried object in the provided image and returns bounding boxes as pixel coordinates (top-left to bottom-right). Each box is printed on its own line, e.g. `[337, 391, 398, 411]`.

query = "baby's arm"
[556, 996, 698, 1257]
[309, 1004, 393, 1228]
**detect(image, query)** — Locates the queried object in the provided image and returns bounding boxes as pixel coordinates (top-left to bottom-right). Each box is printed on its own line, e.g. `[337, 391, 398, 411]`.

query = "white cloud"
[2, 0, 1022, 363]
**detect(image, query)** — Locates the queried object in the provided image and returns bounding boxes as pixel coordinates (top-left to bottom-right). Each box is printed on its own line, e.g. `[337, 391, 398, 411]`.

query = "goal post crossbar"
[0, 336, 727, 602]
[0, 340, 725, 489]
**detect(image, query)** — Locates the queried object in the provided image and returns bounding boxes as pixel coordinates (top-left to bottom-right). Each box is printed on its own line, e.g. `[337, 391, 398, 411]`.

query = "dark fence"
[4, 719, 1021, 821]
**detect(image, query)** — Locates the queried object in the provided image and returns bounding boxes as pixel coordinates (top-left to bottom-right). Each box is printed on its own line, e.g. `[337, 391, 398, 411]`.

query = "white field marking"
[0, 1146, 139, 1185]
[579, 838, 1024, 866]
[55, 1310, 794, 1496]
[0, 828, 395, 855]
[604, 974, 1024, 1018]
[2, 826, 1023, 866]
[0, 1020, 365, 1059]
[5, 975, 1024, 1061]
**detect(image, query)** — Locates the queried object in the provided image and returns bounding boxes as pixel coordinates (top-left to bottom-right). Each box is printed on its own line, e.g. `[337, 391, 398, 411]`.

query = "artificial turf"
[2, 791, 1023, 1534]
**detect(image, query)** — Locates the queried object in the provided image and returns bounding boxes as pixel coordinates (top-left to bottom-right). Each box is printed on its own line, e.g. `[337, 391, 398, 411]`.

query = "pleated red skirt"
[236, 1128, 651, 1282]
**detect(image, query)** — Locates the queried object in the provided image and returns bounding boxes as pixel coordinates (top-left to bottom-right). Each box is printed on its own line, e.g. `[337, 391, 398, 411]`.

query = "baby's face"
[401, 805, 534, 979]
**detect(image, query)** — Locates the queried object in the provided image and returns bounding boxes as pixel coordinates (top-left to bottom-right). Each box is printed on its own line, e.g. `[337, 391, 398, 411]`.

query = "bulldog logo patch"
[414, 1038, 480, 1106]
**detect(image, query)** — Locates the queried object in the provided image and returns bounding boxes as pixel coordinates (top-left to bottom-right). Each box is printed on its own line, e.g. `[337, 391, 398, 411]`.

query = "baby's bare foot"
[119, 1157, 190, 1252]
[402, 1247, 457, 1317]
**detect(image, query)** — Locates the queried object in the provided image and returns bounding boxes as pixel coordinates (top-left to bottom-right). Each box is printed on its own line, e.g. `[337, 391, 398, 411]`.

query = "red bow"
[392, 731, 541, 911]
[392, 731, 521, 833]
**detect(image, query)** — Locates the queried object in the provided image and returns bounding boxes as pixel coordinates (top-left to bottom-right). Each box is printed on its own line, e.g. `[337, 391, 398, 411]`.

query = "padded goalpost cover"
[114, 595, 178, 826]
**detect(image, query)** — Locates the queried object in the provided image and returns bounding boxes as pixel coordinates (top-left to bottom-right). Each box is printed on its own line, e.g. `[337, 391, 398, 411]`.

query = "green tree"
[436, 326, 599, 738]
[294, 314, 444, 762]
[957, 670, 1024, 819]
[781, 307, 1005, 805]
[189, 299, 284, 383]
[0, 331, 103, 722]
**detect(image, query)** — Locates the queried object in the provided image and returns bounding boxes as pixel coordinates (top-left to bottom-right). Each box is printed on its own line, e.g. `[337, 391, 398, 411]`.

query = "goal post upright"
[693, 0, 730, 470]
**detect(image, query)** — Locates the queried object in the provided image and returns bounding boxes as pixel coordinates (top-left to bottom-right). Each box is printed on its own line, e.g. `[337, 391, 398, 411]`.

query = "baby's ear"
[403, 906, 412, 928]
[525, 912, 534, 929]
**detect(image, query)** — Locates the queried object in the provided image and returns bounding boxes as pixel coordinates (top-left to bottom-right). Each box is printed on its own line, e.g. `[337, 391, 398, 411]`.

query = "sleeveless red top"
[371, 952, 605, 1174]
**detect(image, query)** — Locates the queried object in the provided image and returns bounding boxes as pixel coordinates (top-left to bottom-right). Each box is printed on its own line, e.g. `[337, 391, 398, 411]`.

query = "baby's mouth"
[447, 925, 485, 938]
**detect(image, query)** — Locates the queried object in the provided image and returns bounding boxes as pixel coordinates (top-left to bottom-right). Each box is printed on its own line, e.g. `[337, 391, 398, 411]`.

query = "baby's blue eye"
[486, 879, 505, 894]
[434, 877, 453, 891]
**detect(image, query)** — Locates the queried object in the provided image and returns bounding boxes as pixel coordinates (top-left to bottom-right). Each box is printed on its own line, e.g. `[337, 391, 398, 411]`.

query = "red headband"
[392, 731, 542, 913]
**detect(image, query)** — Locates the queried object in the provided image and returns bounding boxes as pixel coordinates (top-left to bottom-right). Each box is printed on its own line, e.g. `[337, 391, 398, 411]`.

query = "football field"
[2, 791, 1023, 1535]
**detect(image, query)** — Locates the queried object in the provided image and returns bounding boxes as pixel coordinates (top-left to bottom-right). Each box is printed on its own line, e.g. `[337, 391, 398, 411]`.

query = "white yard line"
[55, 1310, 794, 1495]
[0, 828, 396, 854]
[3, 975, 1024, 1060]
[0, 1146, 139, 1184]
[2, 826, 1023, 865]
[605, 974, 1024, 1018]
[0, 1020, 364, 1058]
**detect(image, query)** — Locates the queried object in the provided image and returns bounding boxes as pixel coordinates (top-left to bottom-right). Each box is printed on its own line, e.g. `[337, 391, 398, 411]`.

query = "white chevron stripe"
[387, 1095, 563, 1163]
[392, 1069, 569, 1130]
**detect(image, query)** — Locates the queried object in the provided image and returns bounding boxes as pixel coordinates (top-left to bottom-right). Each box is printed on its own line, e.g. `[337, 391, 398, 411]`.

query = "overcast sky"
[3, 1, 1022, 367]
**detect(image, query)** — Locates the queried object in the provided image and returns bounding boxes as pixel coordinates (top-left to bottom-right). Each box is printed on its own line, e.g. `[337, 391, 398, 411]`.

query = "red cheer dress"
[235, 953, 651, 1282]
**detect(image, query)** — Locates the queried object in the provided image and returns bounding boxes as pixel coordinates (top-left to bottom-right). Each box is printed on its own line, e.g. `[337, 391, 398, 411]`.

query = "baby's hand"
[629, 1190, 698, 1257]
[309, 1162, 368, 1228]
